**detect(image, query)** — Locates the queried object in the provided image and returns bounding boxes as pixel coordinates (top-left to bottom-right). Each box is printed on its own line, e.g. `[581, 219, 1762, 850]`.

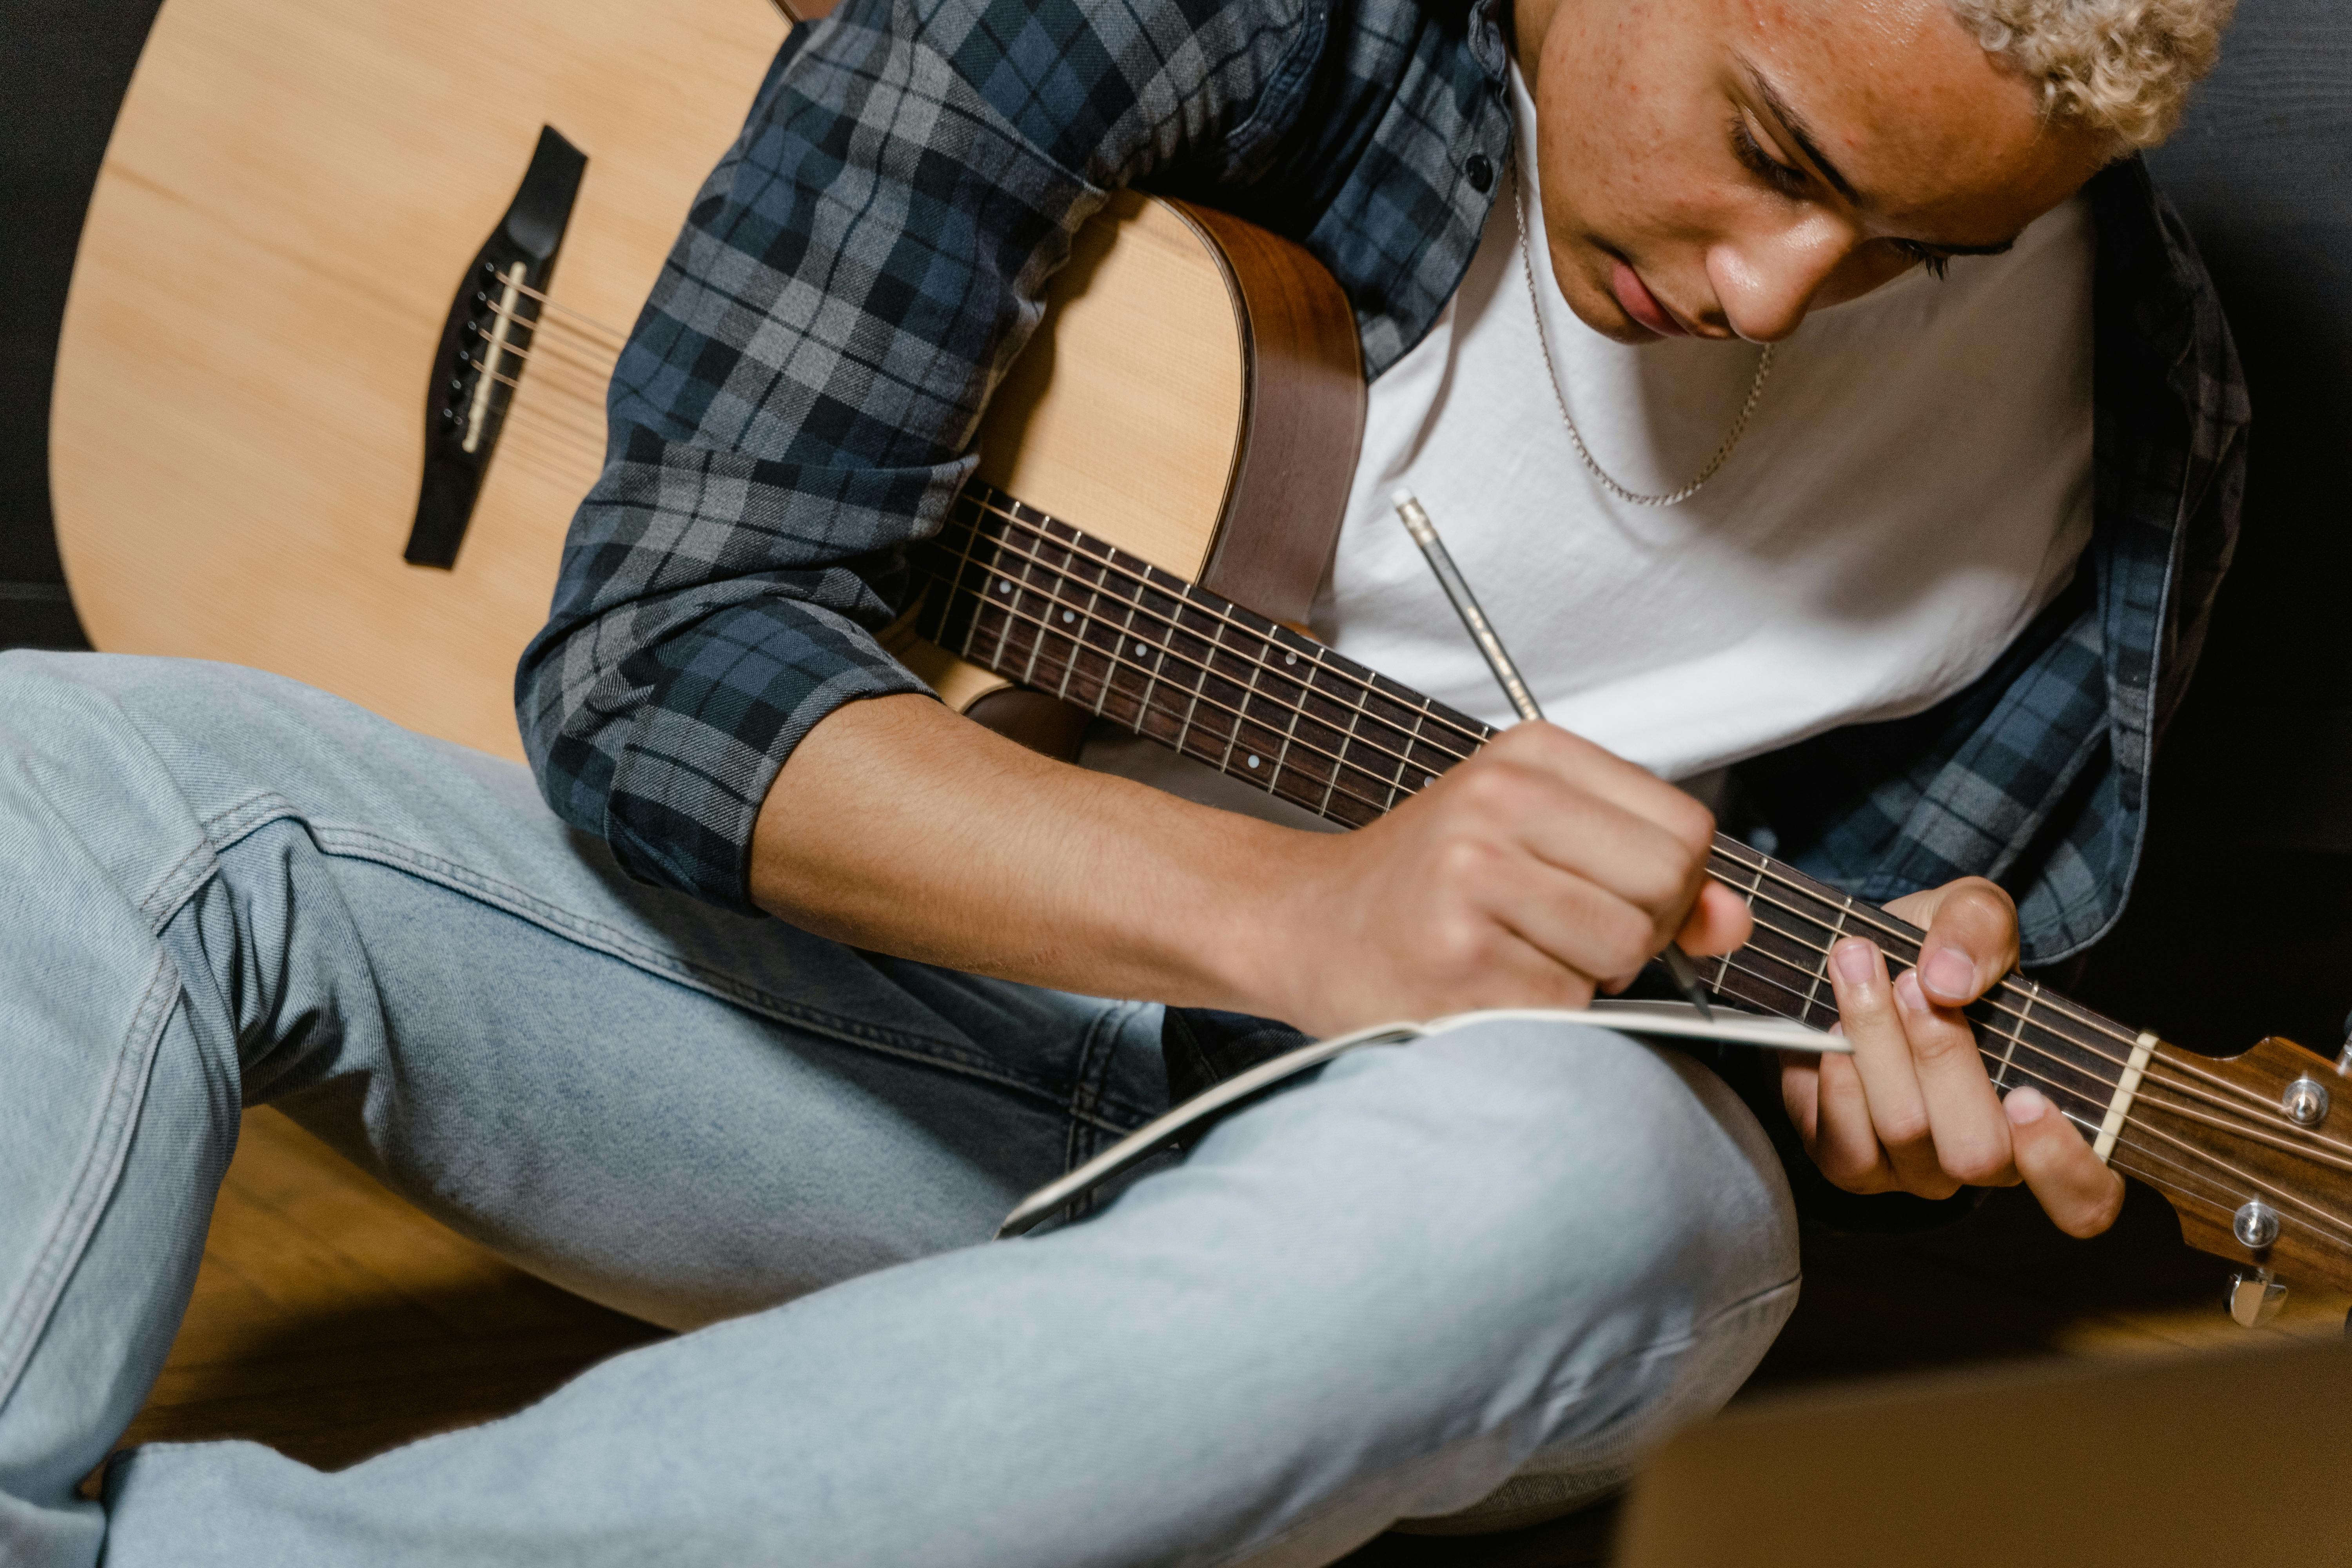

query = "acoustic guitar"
[51, 0, 2352, 1313]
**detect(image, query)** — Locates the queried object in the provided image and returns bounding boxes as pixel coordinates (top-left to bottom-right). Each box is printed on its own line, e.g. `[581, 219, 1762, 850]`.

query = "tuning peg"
[2227, 1267, 2287, 1328]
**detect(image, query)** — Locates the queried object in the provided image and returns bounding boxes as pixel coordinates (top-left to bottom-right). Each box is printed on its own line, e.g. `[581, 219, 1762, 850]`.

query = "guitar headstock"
[2127, 1034, 2352, 1297]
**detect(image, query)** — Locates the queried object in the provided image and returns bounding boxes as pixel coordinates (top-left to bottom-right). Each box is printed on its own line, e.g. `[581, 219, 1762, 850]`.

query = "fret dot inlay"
[997, 580, 1011, 593]
[1063, 610, 1074, 623]
[1247, 755, 1260, 769]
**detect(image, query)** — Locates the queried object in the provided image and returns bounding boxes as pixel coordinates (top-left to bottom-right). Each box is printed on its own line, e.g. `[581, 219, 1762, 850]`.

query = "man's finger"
[1907, 877, 2020, 1009]
[1893, 967, 2015, 1187]
[1780, 1050, 1822, 1148]
[1810, 1048, 1897, 1192]
[1676, 880, 1753, 960]
[1827, 938, 1955, 1198]
[2004, 1087, 2126, 1237]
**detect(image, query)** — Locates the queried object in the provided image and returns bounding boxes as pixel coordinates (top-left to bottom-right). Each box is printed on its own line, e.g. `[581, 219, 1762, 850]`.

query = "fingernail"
[1922, 946, 1975, 1000]
[1893, 968, 1928, 1013]
[1831, 938, 1878, 986]
[2004, 1086, 2049, 1125]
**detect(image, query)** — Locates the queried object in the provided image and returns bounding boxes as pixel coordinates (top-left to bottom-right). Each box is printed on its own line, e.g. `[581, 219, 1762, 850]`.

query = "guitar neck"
[916, 482, 2169, 1161]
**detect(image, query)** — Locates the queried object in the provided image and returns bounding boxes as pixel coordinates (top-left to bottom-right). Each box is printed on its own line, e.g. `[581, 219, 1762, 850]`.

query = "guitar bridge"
[407, 125, 588, 568]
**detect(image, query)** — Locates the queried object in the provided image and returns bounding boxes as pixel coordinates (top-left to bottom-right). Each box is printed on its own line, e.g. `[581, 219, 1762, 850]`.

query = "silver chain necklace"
[1514, 173, 1773, 508]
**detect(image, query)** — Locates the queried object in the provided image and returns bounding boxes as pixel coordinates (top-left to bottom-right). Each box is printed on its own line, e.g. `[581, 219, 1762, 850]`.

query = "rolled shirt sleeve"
[516, 0, 1315, 908]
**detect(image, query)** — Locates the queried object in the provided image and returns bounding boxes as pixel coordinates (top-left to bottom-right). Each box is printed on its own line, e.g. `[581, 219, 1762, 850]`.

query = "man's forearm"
[750, 693, 1305, 1011]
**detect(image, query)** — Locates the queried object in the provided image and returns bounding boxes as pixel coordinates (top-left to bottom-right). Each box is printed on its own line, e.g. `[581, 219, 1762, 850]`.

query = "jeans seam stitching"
[1063, 1003, 1128, 1170]
[0, 952, 176, 1401]
[198, 809, 1145, 1132]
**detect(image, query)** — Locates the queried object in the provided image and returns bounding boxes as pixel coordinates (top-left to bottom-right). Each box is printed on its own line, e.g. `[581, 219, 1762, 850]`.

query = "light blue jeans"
[0, 652, 1798, 1568]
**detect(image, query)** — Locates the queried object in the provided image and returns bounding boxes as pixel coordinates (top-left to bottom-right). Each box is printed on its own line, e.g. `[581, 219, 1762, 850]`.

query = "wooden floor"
[116, 1105, 2348, 1561]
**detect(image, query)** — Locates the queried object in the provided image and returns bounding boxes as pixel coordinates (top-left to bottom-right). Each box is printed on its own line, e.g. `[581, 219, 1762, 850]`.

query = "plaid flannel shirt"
[517, 0, 2247, 965]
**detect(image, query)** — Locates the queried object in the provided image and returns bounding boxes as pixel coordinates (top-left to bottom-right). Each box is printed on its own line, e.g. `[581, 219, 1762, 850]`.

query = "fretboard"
[915, 484, 2157, 1148]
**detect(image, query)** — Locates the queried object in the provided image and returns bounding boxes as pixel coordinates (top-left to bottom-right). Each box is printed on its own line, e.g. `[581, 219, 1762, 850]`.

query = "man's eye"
[1889, 239, 1954, 280]
[1730, 115, 1808, 198]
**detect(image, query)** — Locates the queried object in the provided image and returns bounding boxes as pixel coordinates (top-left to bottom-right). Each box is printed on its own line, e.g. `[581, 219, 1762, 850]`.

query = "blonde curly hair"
[1945, 0, 2236, 148]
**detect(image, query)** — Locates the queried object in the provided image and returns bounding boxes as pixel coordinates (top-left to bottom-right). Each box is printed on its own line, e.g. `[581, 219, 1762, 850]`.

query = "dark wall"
[0, 0, 162, 650]
[2071, 0, 2352, 1056]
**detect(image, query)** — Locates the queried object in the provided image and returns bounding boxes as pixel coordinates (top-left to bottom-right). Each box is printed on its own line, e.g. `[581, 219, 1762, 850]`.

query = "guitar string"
[1714, 943, 2352, 1248]
[1718, 848, 2352, 1155]
[937, 521, 2343, 1149]
[462, 363, 615, 449]
[467, 319, 626, 383]
[1711, 947, 2280, 1236]
[1711, 835, 2324, 1131]
[463, 345, 623, 418]
[929, 557, 1406, 822]
[954, 493, 1499, 753]
[493, 397, 615, 458]
[1708, 833, 2206, 1078]
[946, 541, 2352, 1162]
[969, 575, 2352, 1188]
[461, 305, 2346, 1194]
[476, 277, 632, 348]
[1727, 897, 2352, 1183]
[946, 496, 2337, 1122]
[927, 524, 1457, 804]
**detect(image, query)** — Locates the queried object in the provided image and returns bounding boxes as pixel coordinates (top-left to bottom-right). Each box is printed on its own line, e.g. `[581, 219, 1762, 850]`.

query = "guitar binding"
[407, 124, 589, 569]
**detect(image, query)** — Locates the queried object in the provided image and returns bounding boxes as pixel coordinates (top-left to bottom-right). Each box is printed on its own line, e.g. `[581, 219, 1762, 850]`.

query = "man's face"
[1517, 0, 2111, 344]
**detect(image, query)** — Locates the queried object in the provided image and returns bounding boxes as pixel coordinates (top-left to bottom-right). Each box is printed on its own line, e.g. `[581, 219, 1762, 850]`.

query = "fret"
[1067, 538, 1113, 707]
[1993, 984, 2035, 1091]
[1172, 605, 1221, 755]
[1258, 648, 1307, 794]
[1128, 569, 1167, 721]
[1219, 632, 1267, 778]
[1797, 892, 1853, 1020]
[1014, 522, 1055, 688]
[946, 496, 983, 658]
[1320, 660, 1365, 819]
[1395, 704, 1433, 809]
[1160, 594, 1216, 755]
[1715, 853, 1769, 990]
[983, 520, 1021, 670]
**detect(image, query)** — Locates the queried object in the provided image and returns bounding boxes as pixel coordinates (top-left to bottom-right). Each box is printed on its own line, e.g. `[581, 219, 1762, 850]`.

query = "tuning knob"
[2228, 1267, 2287, 1328]
[2284, 1076, 2331, 1127]
[2234, 1199, 2281, 1250]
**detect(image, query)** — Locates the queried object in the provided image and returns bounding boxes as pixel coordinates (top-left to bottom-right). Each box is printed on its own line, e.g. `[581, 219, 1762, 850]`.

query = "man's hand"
[1246, 722, 1753, 1038]
[1779, 877, 2125, 1237]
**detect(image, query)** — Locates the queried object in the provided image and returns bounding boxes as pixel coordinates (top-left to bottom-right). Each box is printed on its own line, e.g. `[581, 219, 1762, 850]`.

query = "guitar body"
[51, 0, 2352, 1297]
[53, 0, 1359, 762]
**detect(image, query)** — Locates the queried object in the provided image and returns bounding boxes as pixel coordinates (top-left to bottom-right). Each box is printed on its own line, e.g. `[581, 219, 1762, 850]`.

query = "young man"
[1, 0, 2241, 1561]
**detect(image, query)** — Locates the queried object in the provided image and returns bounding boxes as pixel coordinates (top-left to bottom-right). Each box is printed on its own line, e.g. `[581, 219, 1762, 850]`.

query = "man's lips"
[1610, 258, 1690, 338]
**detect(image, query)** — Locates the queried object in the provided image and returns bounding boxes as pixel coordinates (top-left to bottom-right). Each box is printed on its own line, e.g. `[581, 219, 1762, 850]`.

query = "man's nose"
[1707, 217, 1852, 343]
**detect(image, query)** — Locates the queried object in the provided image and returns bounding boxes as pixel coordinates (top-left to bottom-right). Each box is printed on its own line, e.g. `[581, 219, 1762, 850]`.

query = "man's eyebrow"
[1742, 62, 2023, 258]
[1745, 65, 1859, 204]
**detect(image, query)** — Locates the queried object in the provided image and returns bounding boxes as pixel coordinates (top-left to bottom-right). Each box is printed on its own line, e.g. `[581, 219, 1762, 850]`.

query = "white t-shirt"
[1083, 65, 2096, 826]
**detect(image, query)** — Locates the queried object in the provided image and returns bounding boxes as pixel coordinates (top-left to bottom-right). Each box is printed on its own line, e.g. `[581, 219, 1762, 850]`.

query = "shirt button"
[1466, 152, 1494, 192]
